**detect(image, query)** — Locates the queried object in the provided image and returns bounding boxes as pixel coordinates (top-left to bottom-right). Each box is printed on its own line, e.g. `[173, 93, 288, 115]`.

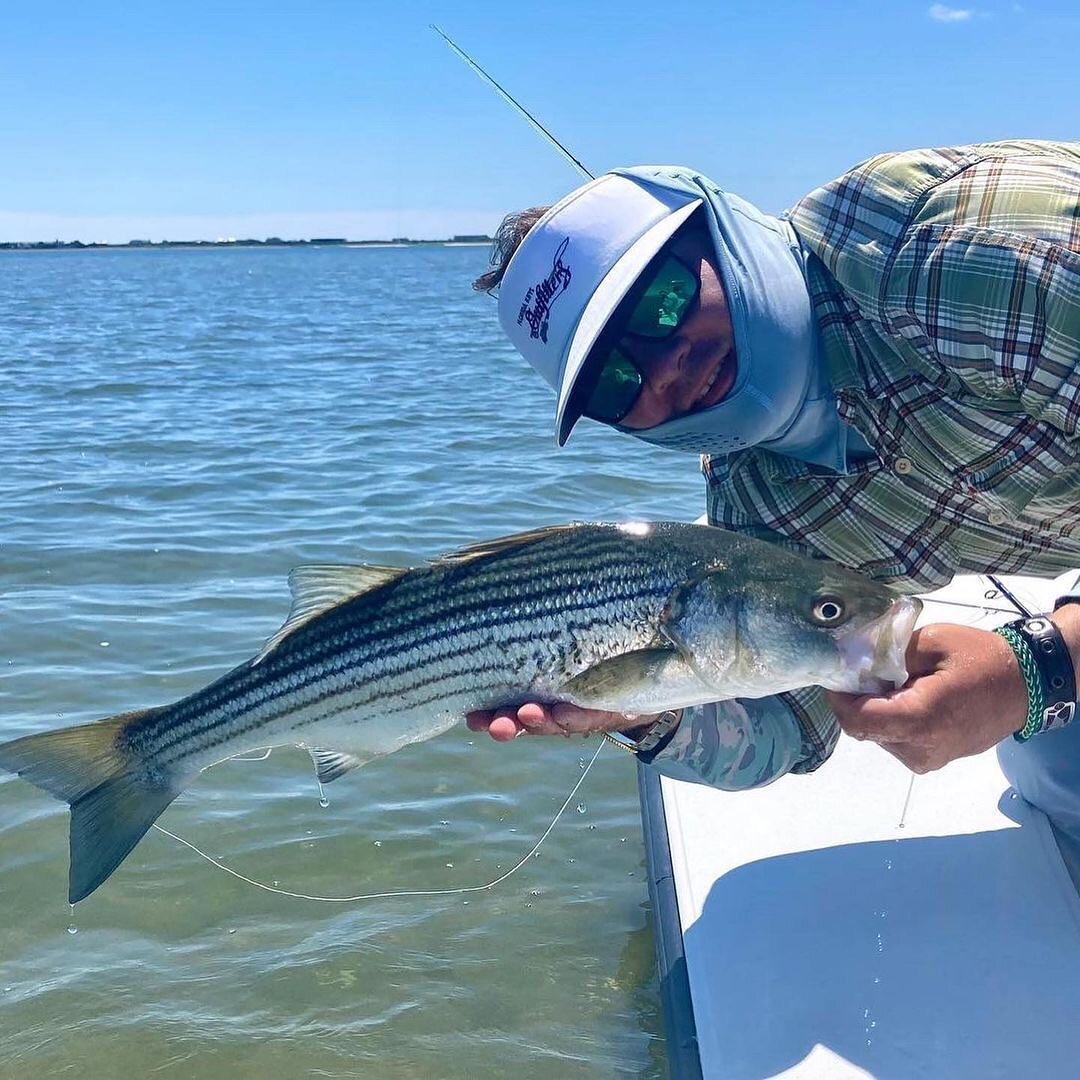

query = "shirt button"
[987, 508, 1008, 526]
[893, 457, 914, 476]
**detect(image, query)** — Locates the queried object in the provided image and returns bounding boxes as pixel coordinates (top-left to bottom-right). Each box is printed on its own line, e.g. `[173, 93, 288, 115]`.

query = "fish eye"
[811, 595, 846, 625]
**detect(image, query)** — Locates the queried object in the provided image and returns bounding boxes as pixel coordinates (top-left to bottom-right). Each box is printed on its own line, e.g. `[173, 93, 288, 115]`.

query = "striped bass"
[0, 521, 919, 902]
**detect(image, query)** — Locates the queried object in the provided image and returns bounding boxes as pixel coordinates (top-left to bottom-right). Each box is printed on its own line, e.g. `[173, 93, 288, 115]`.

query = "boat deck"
[642, 572, 1080, 1079]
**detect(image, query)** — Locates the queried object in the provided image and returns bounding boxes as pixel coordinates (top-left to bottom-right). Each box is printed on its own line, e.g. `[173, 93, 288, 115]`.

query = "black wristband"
[1007, 615, 1077, 730]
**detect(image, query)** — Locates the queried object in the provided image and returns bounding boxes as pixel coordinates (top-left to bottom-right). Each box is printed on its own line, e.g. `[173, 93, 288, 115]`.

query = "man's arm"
[466, 690, 835, 790]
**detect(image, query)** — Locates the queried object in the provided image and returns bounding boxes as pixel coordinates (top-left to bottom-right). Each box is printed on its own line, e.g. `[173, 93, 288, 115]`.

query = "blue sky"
[2, 0, 1077, 242]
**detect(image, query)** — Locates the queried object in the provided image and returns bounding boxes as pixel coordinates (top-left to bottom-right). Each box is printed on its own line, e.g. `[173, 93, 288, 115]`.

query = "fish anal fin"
[255, 563, 405, 664]
[309, 747, 367, 784]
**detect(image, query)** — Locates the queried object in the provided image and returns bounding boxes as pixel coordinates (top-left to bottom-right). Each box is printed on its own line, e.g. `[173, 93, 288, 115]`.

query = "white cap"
[496, 173, 702, 445]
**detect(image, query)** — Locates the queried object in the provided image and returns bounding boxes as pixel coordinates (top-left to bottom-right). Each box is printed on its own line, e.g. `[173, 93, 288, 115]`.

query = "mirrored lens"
[583, 349, 643, 423]
[624, 256, 699, 338]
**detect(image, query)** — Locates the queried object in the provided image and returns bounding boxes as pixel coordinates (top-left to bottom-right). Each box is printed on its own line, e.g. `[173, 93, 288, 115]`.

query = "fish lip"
[830, 595, 923, 693]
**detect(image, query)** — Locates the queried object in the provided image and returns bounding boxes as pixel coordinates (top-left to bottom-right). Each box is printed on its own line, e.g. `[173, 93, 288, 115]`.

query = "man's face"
[611, 225, 736, 430]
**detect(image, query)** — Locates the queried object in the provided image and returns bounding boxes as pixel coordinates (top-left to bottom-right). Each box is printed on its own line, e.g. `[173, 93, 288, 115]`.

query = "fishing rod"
[430, 25, 595, 181]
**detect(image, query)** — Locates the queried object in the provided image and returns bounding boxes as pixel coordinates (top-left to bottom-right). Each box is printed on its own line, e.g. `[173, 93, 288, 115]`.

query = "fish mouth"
[829, 595, 922, 694]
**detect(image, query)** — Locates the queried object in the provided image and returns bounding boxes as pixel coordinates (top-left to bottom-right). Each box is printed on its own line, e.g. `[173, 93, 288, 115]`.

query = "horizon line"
[0, 234, 494, 251]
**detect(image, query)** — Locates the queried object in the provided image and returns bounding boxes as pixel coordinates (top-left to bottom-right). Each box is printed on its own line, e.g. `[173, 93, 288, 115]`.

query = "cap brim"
[554, 197, 703, 445]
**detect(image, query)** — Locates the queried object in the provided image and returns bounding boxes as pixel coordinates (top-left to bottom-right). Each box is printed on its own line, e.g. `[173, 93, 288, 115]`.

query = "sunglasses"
[580, 253, 700, 425]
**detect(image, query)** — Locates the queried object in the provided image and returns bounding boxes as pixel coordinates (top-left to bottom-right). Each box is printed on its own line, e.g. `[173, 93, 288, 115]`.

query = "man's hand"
[466, 702, 651, 742]
[826, 623, 1028, 773]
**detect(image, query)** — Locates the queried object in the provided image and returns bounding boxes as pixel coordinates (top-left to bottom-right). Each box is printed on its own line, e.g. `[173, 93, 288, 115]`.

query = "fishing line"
[150, 739, 605, 903]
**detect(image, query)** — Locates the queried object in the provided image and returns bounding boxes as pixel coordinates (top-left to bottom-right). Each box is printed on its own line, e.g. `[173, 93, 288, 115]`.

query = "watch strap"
[603, 709, 683, 760]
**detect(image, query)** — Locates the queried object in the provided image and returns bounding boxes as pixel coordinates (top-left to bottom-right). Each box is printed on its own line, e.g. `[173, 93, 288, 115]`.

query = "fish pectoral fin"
[560, 648, 684, 705]
[308, 748, 368, 784]
[255, 563, 406, 664]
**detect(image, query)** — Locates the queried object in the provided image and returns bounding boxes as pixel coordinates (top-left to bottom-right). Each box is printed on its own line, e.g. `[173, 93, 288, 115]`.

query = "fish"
[0, 521, 920, 902]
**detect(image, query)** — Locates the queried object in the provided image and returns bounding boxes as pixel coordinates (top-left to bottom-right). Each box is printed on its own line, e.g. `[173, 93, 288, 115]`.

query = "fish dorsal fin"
[254, 563, 406, 664]
[308, 747, 368, 784]
[432, 524, 582, 568]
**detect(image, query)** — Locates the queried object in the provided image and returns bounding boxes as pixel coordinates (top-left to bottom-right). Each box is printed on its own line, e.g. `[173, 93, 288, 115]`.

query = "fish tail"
[0, 707, 180, 903]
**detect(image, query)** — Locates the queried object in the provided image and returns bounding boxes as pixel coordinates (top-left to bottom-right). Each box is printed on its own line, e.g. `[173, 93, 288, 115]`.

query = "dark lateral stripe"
[151, 587, 657, 762]
[147, 560, 675, 761]
[174, 535, 649, 713]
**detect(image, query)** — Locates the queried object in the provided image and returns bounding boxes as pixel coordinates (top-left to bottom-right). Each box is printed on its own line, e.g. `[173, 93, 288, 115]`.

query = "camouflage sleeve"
[643, 686, 840, 790]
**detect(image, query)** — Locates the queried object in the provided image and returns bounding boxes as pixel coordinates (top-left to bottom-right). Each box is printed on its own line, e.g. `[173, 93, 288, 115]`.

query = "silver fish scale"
[130, 525, 707, 772]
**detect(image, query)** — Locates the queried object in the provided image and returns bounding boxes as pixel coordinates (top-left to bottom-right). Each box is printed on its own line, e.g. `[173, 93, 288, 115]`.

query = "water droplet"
[576, 803, 587, 815]
[319, 796, 330, 808]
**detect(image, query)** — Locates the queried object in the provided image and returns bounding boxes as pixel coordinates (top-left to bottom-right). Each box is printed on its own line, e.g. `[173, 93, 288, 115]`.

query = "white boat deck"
[652, 572, 1080, 1079]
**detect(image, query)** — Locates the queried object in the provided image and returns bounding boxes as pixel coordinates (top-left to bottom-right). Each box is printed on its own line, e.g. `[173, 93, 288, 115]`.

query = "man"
[465, 141, 1080, 872]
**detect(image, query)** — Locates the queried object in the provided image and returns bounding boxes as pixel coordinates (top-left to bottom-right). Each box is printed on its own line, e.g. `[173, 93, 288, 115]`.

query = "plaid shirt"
[656, 140, 1080, 784]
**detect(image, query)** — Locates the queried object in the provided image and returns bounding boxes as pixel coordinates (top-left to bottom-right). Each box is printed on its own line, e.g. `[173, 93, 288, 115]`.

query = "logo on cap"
[517, 238, 571, 344]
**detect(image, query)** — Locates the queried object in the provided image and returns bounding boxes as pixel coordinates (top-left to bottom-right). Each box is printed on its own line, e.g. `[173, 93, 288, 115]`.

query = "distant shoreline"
[0, 236, 493, 252]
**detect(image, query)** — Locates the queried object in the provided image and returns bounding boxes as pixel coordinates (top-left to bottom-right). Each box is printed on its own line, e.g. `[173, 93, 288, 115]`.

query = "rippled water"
[0, 246, 705, 1079]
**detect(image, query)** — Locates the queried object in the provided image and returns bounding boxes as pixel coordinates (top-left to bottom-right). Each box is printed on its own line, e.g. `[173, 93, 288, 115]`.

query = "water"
[0, 246, 704, 1079]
